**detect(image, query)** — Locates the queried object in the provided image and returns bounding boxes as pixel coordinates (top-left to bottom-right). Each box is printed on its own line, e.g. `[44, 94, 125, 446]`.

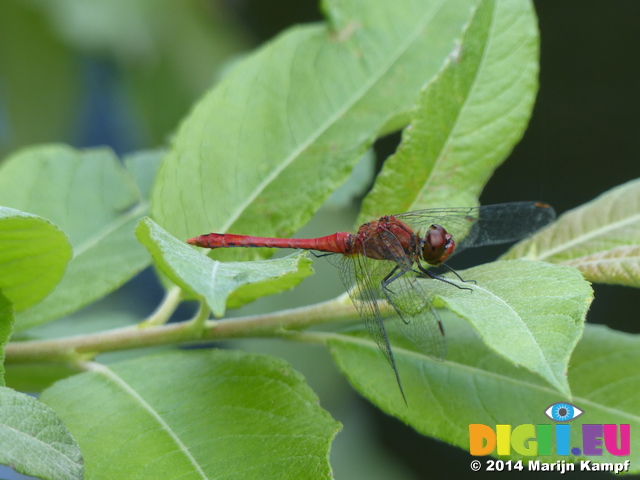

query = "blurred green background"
[1, 0, 638, 479]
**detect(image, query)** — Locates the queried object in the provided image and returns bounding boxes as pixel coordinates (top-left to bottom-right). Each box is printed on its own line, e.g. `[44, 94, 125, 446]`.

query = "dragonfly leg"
[381, 265, 415, 325]
[310, 251, 332, 258]
[441, 263, 477, 284]
[381, 264, 414, 296]
[416, 263, 473, 292]
[380, 265, 398, 294]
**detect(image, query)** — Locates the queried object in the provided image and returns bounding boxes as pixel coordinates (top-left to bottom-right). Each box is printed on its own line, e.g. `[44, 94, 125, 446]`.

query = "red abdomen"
[187, 232, 352, 254]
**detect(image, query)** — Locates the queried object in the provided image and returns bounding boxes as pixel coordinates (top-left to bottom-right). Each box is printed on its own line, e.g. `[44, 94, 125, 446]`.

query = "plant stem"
[4, 295, 360, 365]
[138, 286, 182, 327]
[205, 294, 359, 339]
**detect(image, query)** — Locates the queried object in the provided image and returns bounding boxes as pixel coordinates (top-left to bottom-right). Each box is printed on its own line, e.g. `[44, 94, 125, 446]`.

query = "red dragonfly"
[188, 202, 555, 401]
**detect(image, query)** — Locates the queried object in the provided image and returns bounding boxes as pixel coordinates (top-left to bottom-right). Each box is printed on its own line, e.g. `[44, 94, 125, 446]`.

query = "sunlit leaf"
[330, 260, 590, 399]
[359, 0, 539, 222]
[329, 318, 639, 468]
[426, 260, 591, 395]
[409, 260, 590, 396]
[504, 178, 640, 287]
[4, 364, 80, 395]
[0, 145, 153, 330]
[40, 350, 341, 480]
[6, 310, 147, 392]
[0, 387, 83, 480]
[123, 149, 166, 200]
[151, 0, 479, 259]
[136, 217, 313, 316]
[0, 207, 72, 313]
[0, 291, 13, 385]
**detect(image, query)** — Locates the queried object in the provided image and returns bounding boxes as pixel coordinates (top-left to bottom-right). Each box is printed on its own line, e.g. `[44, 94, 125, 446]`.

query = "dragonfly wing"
[395, 202, 555, 254]
[371, 227, 448, 360]
[325, 227, 455, 400]
[381, 271, 447, 361]
[330, 229, 448, 361]
[327, 253, 396, 369]
[326, 245, 418, 401]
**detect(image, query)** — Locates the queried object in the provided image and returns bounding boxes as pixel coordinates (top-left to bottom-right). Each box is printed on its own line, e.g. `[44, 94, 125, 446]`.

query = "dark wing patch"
[395, 202, 555, 254]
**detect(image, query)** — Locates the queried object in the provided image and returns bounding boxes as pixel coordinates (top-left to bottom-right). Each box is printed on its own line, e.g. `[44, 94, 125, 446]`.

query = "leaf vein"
[221, 0, 447, 232]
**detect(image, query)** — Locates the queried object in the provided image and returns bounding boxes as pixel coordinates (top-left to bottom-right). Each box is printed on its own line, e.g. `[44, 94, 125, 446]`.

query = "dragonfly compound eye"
[422, 225, 454, 266]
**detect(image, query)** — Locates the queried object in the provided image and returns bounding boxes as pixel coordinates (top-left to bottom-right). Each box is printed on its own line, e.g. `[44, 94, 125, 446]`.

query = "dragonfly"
[187, 202, 555, 402]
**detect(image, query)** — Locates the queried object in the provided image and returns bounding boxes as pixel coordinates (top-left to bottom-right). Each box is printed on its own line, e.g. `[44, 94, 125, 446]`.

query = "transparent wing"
[395, 201, 555, 254]
[373, 228, 447, 360]
[327, 250, 410, 400]
[379, 265, 447, 361]
[326, 230, 447, 363]
[326, 252, 397, 369]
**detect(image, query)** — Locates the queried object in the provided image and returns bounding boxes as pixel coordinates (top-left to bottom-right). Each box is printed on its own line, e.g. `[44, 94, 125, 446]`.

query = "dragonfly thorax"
[421, 224, 455, 266]
[350, 216, 416, 260]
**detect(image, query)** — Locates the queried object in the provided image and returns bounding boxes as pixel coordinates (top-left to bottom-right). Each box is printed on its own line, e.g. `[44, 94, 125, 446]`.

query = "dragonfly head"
[422, 224, 455, 266]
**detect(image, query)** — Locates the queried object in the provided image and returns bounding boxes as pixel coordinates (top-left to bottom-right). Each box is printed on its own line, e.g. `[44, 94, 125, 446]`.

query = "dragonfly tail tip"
[186, 236, 202, 246]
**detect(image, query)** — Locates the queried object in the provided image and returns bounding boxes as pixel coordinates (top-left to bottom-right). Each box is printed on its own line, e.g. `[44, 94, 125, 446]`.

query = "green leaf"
[13, 310, 140, 343]
[0, 207, 72, 312]
[329, 319, 639, 466]
[136, 217, 314, 316]
[151, 0, 478, 254]
[428, 261, 590, 395]
[4, 364, 80, 395]
[330, 260, 590, 400]
[323, 149, 377, 209]
[124, 149, 166, 201]
[0, 145, 153, 330]
[40, 350, 341, 480]
[0, 386, 83, 480]
[567, 325, 640, 468]
[225, 259, 315, 309]
[359, 0, 539, 222]
[504, 178, 640, 287]
[0, 291, 13, 385]
[6, 310, 141, 392]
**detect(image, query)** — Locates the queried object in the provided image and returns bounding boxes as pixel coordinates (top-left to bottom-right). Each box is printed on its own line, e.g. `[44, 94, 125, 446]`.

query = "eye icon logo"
[544, 402, 583, 422]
